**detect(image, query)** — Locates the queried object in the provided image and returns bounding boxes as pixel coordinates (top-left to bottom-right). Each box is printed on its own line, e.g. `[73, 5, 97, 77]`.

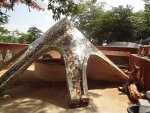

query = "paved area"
[0, 65, 131, 113]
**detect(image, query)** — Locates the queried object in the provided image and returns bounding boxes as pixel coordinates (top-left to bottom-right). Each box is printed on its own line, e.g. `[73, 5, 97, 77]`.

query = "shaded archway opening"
[86, 55, 120, 89]
[33, 49, 66, 82]
[13, 49, 66, 85]
[87, 55, 113, 80]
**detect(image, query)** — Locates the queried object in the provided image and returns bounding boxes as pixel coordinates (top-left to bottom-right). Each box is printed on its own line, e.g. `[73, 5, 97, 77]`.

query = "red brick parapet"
[0, 43, 29, 49]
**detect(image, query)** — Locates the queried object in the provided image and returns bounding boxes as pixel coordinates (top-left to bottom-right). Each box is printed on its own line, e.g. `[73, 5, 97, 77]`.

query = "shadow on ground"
[0, 70, 130, 113]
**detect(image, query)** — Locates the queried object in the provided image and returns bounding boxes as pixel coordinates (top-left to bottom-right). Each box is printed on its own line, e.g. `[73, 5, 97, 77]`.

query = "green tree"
[0, 26, 43, 44]
[143, 0, 150, 39]
[18, 33, 29, 44]
[0, 35, 18, 43]
[0, 27, 10, 35]
[99, 5, 134, 42]
[0, 13, 9, 25]
[71, 3, 137, 45]
[0, 27, 19, 43]
[129, 11, 145, 40]
[26, 26, 42, 44]
[71, 0, 105, 43]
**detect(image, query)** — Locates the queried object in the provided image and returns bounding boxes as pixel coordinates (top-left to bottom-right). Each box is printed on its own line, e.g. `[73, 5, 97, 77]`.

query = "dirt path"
[0, 65, 131, 113]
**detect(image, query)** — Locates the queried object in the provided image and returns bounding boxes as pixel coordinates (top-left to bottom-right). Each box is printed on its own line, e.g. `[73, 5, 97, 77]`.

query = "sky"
[2, 0, 145, 33]
[99, 0, 145, 11]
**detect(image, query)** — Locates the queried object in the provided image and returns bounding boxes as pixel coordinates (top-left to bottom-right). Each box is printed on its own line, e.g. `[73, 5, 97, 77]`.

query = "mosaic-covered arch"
[0, 18, 129, 107]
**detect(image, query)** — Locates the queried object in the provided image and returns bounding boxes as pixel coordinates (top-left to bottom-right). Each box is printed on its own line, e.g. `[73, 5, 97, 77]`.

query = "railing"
[0, 43, 149, 71]
[97, 46, 138, 68]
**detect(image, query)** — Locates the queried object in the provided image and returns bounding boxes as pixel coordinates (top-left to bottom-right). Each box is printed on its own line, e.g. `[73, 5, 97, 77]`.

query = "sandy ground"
[0, 65, 131, 113]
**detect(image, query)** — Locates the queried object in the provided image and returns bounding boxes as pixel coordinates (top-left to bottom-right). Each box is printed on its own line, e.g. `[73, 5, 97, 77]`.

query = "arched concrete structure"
[0, 18, 129, 107]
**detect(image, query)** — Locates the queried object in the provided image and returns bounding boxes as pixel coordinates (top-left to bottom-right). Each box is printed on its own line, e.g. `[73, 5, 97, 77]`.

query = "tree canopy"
[0, 26, 42, 44]
[27, 26, 42, 43]
[0, 0, 150, 45]
[70, 0, 150, 45]
[0, 0, 80, 21]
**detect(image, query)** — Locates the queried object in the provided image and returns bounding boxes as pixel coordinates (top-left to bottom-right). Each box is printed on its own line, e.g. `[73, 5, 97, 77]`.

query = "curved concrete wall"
[34, 60, 66, 82]
[46, 50, 61, 59]
[34, 54, 125, 82]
